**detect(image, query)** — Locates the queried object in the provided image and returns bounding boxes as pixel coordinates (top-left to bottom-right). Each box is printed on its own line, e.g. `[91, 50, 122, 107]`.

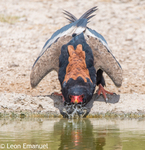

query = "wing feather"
[34, 23, 76, 66]
[32, 19, 88, 68]
[30, 36, 72, 88]
[79, 6, 97, 21]
[63, 10, 77, 23]
[86, 36, 122, 87]
[85, 28, 111, 51]
[31, 6, 122, 89]
[31, 18, 88, 88]
[63, 6, 97, 23]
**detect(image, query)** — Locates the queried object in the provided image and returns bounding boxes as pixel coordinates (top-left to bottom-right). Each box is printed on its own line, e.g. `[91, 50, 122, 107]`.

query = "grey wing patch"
[86, 36, 122, 87]
[33, 19, 88, 68]
[30, 36, 72, 88]
[36, 22, 76, 63]
[85, 28, 122, 69]
[85, 28, 111, 52]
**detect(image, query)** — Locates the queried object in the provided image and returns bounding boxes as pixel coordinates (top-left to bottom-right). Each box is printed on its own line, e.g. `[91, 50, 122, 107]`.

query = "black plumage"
[96, 69, 105, 87]
[58, 33, 96, 105]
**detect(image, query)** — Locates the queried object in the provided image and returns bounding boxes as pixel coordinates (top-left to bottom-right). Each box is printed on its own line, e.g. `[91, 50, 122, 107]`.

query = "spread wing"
[30, 36, 72, 88]
[62, 7, 122, 87]
[30, 7, 97, 88]
[30, 19, 88, 88]
[85, 29, 122, 87]
[30, 6, 122, 88]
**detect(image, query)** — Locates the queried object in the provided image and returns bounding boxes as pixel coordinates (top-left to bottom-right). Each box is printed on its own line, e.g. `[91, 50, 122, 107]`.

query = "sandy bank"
[0, 93, 145, 118]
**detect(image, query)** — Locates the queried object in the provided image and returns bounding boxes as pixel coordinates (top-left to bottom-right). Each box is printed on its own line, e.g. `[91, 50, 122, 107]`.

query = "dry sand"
[0, 0, 145, 117]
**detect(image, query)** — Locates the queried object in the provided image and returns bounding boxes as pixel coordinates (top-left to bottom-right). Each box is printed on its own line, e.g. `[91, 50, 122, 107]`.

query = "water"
[0, 118, 145, 150]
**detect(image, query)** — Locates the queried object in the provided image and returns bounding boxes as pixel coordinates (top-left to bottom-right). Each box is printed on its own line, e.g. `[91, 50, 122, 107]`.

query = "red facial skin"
[70, 95, 84, 103]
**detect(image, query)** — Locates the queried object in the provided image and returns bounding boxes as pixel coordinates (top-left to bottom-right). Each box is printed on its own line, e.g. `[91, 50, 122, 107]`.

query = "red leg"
[97, 84, 114, 102]
[52, 92, 65, 101]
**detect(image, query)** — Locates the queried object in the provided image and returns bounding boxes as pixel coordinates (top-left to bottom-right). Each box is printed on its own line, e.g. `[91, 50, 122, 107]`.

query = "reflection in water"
[0, 118, 145, 150]
[54, 119, 96, 150]
[54, 119, 121, 150]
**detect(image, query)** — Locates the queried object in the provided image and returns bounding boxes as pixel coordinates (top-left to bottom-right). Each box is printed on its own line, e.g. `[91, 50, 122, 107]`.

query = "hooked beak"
[70, 95, 83, 104]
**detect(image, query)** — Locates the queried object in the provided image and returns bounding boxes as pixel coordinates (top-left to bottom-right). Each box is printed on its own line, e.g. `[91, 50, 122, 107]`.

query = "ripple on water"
[0, 118, 145, 150]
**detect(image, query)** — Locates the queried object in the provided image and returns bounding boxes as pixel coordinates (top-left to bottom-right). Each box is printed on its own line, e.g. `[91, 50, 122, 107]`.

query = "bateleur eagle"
[30, 6, 122, 117]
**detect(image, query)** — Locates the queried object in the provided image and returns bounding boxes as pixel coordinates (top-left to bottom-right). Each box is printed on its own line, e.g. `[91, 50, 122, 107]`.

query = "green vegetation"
[0, 14, 20, 24]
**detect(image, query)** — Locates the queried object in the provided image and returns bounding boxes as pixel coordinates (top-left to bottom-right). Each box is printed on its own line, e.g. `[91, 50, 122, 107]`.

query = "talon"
[97, 84, 114, 102]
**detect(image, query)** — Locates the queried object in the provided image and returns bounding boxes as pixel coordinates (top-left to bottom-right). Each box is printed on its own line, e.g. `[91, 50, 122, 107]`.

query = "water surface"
[0, 118, 145, 150]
